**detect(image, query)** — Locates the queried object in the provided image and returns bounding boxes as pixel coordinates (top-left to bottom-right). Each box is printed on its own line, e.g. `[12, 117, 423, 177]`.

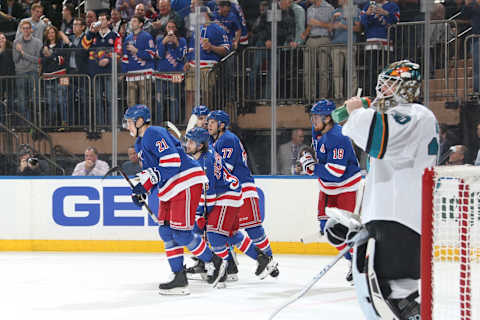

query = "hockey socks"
[246, 226, 273, 257]
[229, 231, 258, 260]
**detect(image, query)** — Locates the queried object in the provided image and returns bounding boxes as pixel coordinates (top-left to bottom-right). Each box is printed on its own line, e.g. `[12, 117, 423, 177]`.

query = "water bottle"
[332, 97, 371, 123]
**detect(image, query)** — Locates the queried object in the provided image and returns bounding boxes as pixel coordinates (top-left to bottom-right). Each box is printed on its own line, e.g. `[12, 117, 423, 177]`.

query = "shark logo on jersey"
[391, 111, 411, 124]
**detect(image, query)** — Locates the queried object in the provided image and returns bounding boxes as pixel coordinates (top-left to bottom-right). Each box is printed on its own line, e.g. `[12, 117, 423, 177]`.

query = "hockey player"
[185, 127, 281, 283]
[298, 99, 362, 283]
[207, 110, 279, 279]
[192, 105, 210, 130]
[123, 104, 227, 295]
[342, 60, 438, 319]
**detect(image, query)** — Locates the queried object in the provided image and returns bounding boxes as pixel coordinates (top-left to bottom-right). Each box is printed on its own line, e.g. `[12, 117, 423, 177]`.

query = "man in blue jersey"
[299, 99, 362, 282]
[185, 127, 279, 284]
[207, 110, 279, 280]
[123, 104, 227, 295]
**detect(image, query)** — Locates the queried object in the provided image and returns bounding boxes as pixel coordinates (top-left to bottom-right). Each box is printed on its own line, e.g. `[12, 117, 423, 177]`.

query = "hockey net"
[422, 166, 480, 320]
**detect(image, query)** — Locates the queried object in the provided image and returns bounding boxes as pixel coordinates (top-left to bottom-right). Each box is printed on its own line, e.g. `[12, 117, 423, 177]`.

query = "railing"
[464, 34, 480, 101]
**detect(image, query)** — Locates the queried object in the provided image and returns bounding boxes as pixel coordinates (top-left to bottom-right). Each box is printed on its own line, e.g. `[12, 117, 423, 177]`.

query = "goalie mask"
[374, 60, 421, 112]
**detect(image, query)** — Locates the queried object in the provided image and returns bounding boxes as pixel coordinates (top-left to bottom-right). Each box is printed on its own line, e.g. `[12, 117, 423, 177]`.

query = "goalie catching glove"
[131, 168, 161, 207]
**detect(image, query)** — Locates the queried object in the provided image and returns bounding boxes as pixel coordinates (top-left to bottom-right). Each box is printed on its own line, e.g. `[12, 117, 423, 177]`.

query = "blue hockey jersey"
[121, 30, 155, 78]
[207, 0, 248, 44]
[213, 130, 258, 199]
[156, 36, 187, 72]
[135, 126, 208, 201]
[196, 146, 243, 215]
[186, 22, 231, 68]
[81, 29, 119, 76]
[312, 124, 362, 195]
[211, 11, 241, 43]
[360, 1, 399, 48]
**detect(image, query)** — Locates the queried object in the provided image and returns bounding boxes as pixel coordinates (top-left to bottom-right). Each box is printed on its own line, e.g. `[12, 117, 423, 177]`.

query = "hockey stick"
[102, 166, 160, 225]
[268, 229, 369, 320]
[164, 121, 182, 140]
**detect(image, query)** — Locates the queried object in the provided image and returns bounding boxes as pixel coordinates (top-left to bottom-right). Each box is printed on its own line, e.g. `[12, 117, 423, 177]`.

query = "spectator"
[155, 19, 187, 123]
[62, 17, 89, 126]
[85, 10, 97, 32]
[85, 0, 111, 17]
[278, 128, 307, 175]
[15, 3, 47, 41]
[110, 8, 127, 37]
[19, 0, 32, 17]
[0, 32, 14, 121]
[330, 0, 361, 99]
[256, 0, 304, 98]
[302, 0, 334, 100]
[81, 12, 119, 127]
[212, 0, 241, 50]
[60, 3, 74, 36]
[126, 3, 154, 34]
[72, 146, 110, 176]
[360, 0, 400, 96]
[116, 0, 154, 20]
[447, 145, 467, 165]
[40, 25, 68, 127]
[121, 145, 142, 175]
[0, 0, 26, 35]
[170, 0, 191, 19]
[150, 0, 185, 39]
[13, 20, 42, 121]
[248, 1, 268, 97]
[207, 0, 249, 47]
[184, 4, 230, 116]
[16, 144, 47, 175]
[462, 0, 480, 93]
[122, 15, 155, 107]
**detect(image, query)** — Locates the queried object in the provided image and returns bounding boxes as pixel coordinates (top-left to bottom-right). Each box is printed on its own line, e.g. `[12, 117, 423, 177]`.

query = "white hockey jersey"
[342, 103, 439, 234]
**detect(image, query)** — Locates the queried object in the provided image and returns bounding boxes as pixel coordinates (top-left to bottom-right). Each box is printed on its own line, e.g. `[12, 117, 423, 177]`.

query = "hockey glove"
[299, 153, 315, 175]
[131, 183, 148, 208]
[136, 168, 160, 193]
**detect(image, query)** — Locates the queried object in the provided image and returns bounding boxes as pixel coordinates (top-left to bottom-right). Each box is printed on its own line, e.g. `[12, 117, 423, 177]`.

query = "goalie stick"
[268, 229, 369, 320]
[102, 166, 159, 225]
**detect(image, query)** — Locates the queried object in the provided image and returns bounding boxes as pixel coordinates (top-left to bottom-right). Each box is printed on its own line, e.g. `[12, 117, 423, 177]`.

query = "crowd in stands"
[2, 0, 480, 175]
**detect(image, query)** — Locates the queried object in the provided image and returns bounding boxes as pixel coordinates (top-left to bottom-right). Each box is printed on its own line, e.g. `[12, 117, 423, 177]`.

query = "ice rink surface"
[0, 252, 364, 320]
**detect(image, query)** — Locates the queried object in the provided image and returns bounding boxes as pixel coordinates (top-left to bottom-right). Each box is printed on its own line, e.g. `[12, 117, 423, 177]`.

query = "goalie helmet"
[310, 99, 336, 116]
[374, 60, 421, 111]
[123, 104, 151, 123]
[192, 105, 210, 116]
[185, 127, 210, 146]
[207, 110, 230, 127]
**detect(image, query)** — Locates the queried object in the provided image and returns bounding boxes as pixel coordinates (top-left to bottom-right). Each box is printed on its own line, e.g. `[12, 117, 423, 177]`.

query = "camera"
[168, 30, 174, 36]
[93, 21, 102, 29]
[28, 158, 39, 166]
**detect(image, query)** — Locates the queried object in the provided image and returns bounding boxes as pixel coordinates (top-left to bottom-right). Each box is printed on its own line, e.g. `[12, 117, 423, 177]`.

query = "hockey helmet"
[375, 60, 421, 110]
[192, 105, 210, 116]
[207, 110, 230, 127]
[310, 99, 336, 116]
[185, 127, 210, 146]
[123, 104, 151, 123]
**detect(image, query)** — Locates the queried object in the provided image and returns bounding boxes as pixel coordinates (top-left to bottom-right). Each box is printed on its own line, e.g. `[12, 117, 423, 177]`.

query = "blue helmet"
[185, 127, 210, 146]
[207, 110, 230, 127]
[124, 104, 151, 123]
[310, 99, 336, 116]
[192, 105, 210, 116]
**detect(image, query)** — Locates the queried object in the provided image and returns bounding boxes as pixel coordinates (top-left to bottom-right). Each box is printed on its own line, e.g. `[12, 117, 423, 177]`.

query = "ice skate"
[255, 252, 279, 280]
[206, 254, 227, 288]
[226, 259, 239, 282]
[185, 256, 207, 281]
[159, 269, 190, 295]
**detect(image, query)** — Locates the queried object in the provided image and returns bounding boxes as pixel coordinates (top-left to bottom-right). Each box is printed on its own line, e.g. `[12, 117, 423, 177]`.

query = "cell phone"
[370, 1, 376, 6]
[93, 21, 102, 28]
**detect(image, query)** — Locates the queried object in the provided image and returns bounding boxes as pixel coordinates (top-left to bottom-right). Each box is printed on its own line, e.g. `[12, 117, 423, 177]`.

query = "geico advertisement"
[0, 178, 320, 242]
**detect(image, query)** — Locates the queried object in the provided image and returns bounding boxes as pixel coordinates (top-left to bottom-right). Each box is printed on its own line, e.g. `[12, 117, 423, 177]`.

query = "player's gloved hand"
[196, 216, 207, 230]
[131, 183, 148, 208]
[299, 152, 315, 175]
[319, 219, 327, 236]
[136, 168, 160, 193]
